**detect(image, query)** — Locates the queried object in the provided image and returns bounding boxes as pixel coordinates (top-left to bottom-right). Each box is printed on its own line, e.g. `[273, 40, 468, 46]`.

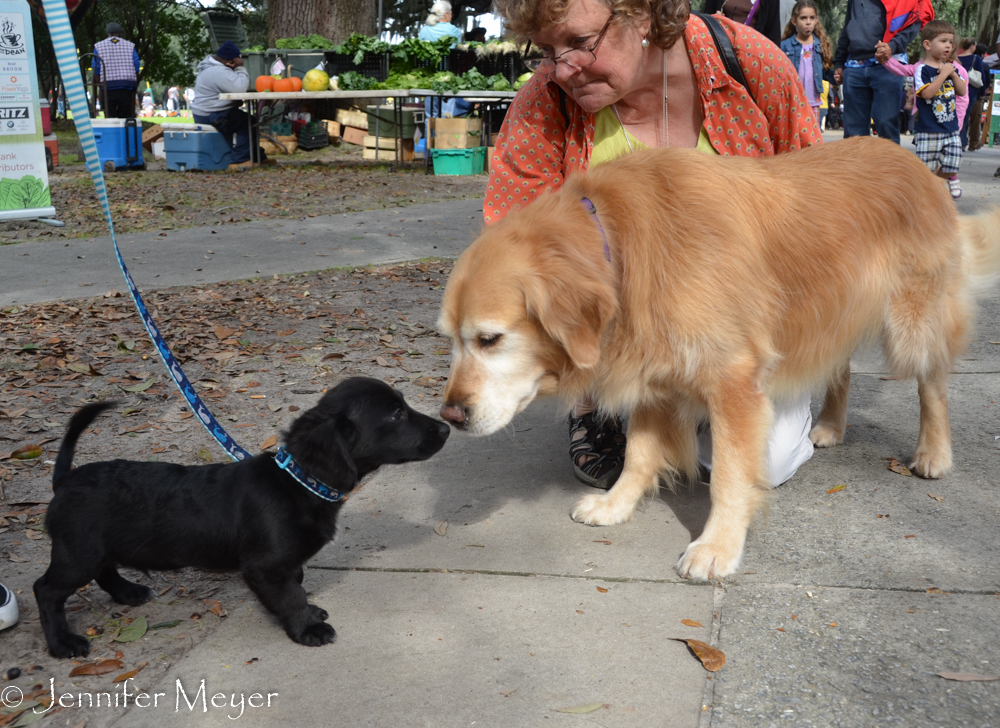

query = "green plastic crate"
[432, 146, 486, 176]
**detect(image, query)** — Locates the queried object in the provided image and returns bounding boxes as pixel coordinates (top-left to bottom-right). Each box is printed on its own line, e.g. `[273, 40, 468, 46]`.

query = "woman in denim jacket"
[780, 0, 833, 118]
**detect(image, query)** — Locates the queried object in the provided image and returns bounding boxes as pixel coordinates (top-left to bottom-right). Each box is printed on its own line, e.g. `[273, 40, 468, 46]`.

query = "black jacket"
[834, 0, 920, 68]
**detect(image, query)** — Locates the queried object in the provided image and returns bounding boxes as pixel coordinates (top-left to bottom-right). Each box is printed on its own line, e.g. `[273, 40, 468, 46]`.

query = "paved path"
[5, 138, 1000, 727]
[0, 199, 484, 306]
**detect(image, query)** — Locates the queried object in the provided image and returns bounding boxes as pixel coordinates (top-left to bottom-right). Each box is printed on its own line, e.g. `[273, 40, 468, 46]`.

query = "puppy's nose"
[436, 421, 451, 440]
[440, 403, 467, 425]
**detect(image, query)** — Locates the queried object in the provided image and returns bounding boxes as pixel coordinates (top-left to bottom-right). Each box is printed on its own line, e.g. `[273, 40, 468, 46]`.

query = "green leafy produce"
[430, 68, 510, 93]
[338, 70, 378, 91]
[390, 37, 457, 73]
[333, 33, 391, 64]
[0, 175, 50, 211]
[244, 45, 265, 53]
[275, 34, 337, 50]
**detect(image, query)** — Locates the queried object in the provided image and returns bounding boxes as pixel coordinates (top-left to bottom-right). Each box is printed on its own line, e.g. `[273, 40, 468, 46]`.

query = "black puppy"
[35, 377, 449, 658]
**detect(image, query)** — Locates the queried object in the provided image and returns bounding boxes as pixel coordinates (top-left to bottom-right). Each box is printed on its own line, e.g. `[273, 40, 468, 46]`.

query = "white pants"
[696, 390, 814, 487]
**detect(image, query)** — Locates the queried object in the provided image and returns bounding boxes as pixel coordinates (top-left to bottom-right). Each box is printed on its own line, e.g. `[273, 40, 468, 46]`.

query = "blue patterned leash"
[41, 0, 344, 502]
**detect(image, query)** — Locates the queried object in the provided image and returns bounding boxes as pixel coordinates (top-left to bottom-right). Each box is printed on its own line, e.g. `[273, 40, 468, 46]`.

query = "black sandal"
[568, 412, 626, 490]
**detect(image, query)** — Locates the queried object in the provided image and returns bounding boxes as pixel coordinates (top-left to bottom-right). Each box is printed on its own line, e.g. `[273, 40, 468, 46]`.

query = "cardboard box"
[486, 146, 495, 173]
[341, 125, 367, 146]
[430, 117, 483, 149]
[335, 109, 368, 131]
[326, 120, 341, 138]
[141, 123, 164, 152]
[363, 139, 414, 161]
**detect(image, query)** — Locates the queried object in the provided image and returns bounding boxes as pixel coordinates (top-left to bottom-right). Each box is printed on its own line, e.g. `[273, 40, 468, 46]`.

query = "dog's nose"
[440, 403, 467, 425]
[436, 421, 451, 440]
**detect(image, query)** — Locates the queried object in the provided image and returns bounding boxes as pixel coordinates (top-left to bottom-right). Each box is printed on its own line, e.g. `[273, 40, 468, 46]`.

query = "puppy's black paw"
[293, 621, 336, 647]
[308, 604, 329, 622]
[49, 632, 92, 659]
[111, 583, 155, 607]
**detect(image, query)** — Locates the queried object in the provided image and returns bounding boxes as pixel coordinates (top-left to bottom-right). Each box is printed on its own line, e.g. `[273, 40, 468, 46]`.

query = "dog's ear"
[286, 415, 358, 494]
[521, 254, 616, 369]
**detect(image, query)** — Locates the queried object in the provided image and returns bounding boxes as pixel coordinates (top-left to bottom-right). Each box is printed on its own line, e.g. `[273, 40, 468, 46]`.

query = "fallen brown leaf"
[826, 484, 846, 494]
[887, 458, 913, 477]
[113, 662, 148, 682]
[433, 521, 448, 536]
[204, 599, 226, 617]
[596, 586, 608, 593]
[928, 493, 944, 502]
[681, 619, 703, 628]
[937, 672, 999, 682]
[260, 435, 278, 450]
[673, 638, 726, 672]
[69, 659, 123, 677]
[555, 702, 606, 714]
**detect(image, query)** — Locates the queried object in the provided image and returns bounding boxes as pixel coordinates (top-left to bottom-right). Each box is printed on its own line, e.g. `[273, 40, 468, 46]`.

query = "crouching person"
[191, 41, 270, 169]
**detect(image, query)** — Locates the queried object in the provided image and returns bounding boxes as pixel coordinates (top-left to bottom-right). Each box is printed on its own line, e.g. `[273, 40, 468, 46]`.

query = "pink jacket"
[883, 56, 969, 127]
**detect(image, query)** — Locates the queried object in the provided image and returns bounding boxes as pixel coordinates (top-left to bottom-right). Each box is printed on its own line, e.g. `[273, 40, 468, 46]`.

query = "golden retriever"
[438, 136, 1000, 580]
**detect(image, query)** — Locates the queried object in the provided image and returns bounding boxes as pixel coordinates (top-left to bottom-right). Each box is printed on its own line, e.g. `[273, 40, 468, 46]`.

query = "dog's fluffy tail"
[961, 207, 1000, 297]
[53, 401, 116, 488]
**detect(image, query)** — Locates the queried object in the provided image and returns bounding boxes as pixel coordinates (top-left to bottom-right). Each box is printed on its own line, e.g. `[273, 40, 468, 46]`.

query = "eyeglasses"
[522, 13, 616, 73]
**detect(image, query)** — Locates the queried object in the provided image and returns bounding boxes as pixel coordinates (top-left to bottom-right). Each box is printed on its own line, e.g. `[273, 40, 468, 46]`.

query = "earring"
[641, 37, 650, 48]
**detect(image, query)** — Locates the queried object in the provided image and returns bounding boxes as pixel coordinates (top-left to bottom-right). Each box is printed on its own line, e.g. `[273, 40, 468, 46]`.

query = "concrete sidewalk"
[0, 198, 484, 306]
[6, 139, 1000, 727]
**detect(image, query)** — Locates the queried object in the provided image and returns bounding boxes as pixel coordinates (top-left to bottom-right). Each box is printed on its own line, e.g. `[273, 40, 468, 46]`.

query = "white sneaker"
[0, 582, 18, 631]
[948, 177, 962, 200]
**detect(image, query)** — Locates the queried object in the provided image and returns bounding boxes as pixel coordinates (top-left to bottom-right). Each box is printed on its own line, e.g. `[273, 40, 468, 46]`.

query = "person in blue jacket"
[780, 0, 833, 122]
[418, 1, 463, 45]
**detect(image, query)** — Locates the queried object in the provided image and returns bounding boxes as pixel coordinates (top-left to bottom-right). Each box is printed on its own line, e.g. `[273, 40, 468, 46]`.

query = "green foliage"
[390, 36, 457, 72]
[72, 0, 211, 88]
[333, 33, 391, 64]
[429, 68, 510, 92]
[338, 70, 379, 90]
[275, 34, 338, 50]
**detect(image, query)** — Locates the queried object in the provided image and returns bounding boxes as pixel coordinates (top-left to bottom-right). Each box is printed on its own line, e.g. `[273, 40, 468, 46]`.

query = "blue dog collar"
[274, 447, 345, 503]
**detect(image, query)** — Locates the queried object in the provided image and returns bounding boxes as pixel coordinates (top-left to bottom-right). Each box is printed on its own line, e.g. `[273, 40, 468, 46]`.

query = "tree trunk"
[977, 0, 999, 48]
[268, 0, 377, 46]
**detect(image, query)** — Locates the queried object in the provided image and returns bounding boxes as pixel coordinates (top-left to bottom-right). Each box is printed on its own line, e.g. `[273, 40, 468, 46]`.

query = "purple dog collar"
[581, 197, 611, 262]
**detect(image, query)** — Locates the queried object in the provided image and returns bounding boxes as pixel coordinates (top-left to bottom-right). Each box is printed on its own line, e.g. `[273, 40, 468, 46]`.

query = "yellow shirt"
[820, 80, 830, 110]
[591, 106, 718, 166]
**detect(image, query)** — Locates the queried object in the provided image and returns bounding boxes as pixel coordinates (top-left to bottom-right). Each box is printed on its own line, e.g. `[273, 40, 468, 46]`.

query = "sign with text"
[0, 0, 53, 221]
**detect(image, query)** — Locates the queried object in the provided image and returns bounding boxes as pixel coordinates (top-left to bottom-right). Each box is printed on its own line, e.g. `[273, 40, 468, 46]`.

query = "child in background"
[819, 78, 830, 130]
[780, 0, 833, 120]
[876, 21, 967, 198]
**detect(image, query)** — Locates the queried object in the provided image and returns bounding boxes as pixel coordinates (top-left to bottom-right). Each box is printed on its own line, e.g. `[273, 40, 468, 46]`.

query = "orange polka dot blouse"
[484, 14, 824, 225]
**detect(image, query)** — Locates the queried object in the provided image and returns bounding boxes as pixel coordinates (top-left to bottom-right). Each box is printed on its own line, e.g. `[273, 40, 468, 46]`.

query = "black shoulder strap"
[693, 12, 751, 97]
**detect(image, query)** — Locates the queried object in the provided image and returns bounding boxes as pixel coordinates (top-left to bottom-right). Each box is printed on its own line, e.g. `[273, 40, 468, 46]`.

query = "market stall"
[216, 89, 516, 171]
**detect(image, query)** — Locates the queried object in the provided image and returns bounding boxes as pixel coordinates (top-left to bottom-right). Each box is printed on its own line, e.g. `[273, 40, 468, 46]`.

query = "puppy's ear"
[286, 416, 358, 494]
[521, 256, 616, 369]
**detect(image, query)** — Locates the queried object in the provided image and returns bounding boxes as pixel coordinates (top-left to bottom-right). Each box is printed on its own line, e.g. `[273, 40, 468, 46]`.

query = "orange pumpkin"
[273, 77, 295, 93]
[254, 75, 274, 93]
[289, 76, 303, 92]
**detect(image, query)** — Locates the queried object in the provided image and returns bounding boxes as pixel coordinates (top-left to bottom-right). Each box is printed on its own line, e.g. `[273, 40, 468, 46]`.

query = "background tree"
[266, 0, 376, 46]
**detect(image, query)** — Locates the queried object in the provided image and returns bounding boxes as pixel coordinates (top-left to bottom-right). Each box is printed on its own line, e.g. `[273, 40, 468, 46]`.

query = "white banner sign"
[0, 0, 53, 221]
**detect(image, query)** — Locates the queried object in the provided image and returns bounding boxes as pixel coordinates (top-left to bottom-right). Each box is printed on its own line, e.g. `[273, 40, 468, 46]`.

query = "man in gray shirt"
[191, 41, 268, 168]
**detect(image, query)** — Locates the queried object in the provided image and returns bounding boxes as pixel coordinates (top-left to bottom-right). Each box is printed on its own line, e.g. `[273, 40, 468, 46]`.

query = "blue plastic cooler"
[91, 118, 145, 171]
[162, 123, 233, 172]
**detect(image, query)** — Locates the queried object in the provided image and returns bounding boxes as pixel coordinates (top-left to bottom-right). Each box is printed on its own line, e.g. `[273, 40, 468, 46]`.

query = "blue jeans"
[842, 64, 904, 144]
[193, 107, 265, 164]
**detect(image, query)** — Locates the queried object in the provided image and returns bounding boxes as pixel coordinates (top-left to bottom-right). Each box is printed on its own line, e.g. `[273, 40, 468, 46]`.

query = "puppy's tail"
[960, 207, 1000, 297]
[53, 401, 116, 488]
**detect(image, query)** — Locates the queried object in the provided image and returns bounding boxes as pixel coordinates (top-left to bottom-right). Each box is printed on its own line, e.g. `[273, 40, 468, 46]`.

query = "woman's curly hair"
[492, 0, 691, 50]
